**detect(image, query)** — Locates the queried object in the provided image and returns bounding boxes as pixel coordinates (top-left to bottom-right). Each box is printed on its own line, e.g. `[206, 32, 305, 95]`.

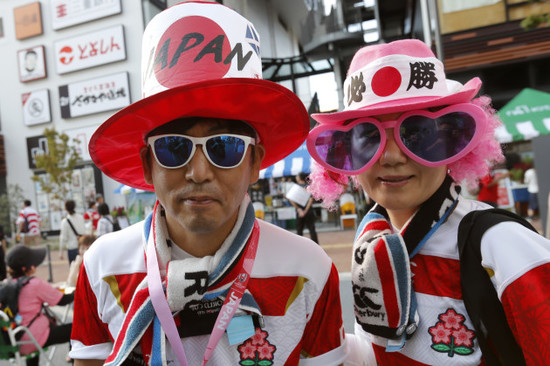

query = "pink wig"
[307, 96, 504, 209]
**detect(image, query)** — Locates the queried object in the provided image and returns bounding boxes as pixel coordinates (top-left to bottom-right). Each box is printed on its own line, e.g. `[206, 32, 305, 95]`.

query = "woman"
[96, 203, 114, 237]
[59, 199, 86, 264]
[6, 245, 73, 366]
[307, 39, 550, 365]
[66, 234, 96, 287]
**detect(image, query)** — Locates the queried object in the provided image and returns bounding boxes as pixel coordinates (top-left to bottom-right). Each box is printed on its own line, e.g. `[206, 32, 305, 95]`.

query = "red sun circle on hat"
[154, 16, 231, 88]
[371, 67, 401, 97]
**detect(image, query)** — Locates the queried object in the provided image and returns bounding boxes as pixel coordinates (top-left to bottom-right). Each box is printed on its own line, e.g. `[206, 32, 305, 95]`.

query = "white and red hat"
[312, 39, 482, 124]
[89, 1, 309, 191]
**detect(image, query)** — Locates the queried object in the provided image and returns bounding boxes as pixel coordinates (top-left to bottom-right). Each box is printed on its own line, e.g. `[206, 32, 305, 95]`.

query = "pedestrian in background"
[288, 172, 319, 244]
[523, 166, 539, 220]
[83, 200, 99, 235]
[16, 200, 41, 246]
[96, 203, 114, 237]
[59, 199, 86, 264]
[66, 234, 96, 288]
[477, 165, 509, 207]
[0, 225, 7, 281]
[6, 245, 74, 366]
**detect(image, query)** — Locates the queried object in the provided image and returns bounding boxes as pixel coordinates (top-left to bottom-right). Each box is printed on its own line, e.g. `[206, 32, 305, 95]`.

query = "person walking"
[306, 39, 550, 365]
[83, 200, 100, 235]
[16, 200, 41, 246]
[69, 3, 346, 365]
[59, 199, 86, 264]
[96, 203, 114, 237]
[288, 172, 319, 244]
[523, 166, 539, 220]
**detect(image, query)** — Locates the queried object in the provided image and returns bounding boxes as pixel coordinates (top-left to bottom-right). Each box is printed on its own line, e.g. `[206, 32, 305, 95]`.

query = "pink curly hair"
[307, 95, 504, 209]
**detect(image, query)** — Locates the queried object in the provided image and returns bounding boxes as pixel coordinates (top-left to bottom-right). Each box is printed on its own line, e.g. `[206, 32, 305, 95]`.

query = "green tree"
[520, 0, 550, 29]
[31, 128, 81, 201]
[0, 184, 25, 236]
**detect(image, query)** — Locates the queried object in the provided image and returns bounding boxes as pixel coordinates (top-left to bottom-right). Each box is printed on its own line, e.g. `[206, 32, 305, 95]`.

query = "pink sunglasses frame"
[307, 103, 488, 175]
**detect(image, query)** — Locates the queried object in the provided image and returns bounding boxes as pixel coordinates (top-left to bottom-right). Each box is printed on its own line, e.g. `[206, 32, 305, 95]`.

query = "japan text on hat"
[312, 39, 482, 124]
[89, 1, 309, 191]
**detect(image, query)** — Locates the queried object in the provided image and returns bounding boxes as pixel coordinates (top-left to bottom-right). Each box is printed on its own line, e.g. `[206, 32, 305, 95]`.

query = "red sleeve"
[71, 263, 113, 345]
[298, 264, 345, 358]
[500, 263, 550, 365]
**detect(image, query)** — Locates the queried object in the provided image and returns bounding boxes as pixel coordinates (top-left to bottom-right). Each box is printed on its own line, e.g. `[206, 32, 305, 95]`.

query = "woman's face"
[356, 112, 447, 228]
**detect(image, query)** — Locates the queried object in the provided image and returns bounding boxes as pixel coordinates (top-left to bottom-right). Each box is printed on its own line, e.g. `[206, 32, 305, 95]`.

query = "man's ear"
[249, 144, 266, 185]
[140, 146, 154, 185]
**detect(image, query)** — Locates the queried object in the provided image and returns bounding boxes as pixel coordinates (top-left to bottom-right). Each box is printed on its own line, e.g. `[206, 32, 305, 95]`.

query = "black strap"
[66, 218, 81, 237]
[458, 208, 534, 366]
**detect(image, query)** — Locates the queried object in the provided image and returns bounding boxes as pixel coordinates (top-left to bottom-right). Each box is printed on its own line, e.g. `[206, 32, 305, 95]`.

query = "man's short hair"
[146, 117, 256, 139]
[24, 200, 31, 207]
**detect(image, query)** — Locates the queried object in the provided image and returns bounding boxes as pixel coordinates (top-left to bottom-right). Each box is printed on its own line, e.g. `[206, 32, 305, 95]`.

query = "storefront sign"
[441, 0, 499, 13]
[18, 45, 47, 82]
[26, 134, 48, 169]
[64, 124, 98, 162]
[26, 125, 97, 169]
[13, 2, 43, 40]
[59, 72, 130, 118]
[51, 0, 122, 30]
[22, 89, 51, 126]
[53, 25, 126, 74]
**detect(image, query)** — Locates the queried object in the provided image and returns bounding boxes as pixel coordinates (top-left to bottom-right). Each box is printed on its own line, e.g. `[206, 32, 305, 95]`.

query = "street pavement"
[4, 217, 542, 364]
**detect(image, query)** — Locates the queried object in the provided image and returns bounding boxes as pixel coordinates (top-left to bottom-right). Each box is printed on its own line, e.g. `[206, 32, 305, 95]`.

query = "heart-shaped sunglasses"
[307, 103, 487, 175]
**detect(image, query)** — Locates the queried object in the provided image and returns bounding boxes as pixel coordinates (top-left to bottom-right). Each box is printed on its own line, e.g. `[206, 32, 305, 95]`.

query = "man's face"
[141, 118, 265, 243]
[24, 51, 37, 72]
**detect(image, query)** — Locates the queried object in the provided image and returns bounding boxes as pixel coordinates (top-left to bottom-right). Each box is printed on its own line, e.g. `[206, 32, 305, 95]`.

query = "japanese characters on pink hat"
[313, 39, 481, 124]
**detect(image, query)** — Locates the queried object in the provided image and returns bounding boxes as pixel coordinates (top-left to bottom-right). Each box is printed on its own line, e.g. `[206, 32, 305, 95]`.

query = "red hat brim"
[90, 78, 309, 191]
[312, 78, 482, 125]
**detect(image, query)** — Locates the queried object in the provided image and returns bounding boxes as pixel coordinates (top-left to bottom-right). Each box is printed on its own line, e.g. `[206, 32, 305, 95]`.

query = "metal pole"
[419, 0, 432, 47]
[46, 242, 53, 283]
[428, 0, 444, 61]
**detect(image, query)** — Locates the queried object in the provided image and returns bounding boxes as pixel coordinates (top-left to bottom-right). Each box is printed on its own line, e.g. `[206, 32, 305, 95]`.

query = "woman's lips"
[378, 175, 413, 186]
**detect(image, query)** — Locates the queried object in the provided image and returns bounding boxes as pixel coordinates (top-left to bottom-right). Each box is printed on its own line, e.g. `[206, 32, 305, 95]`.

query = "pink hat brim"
[90, 78, 309, 191]
[312, 77, 482, 124]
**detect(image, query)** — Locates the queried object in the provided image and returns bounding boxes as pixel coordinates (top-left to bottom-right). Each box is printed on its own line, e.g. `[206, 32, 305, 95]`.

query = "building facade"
[0, 0, 312, 233]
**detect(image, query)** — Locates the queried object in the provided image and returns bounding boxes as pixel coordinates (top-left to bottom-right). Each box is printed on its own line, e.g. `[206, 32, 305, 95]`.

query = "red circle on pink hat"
[154, 16, 231, 88]
[371, 67, 401, 97]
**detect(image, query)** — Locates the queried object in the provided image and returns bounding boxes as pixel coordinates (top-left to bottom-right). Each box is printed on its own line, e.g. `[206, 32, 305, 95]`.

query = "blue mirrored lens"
[153, 136, 193, 167]
[205, 136, 246, 167]
[400, 112, 476, 162]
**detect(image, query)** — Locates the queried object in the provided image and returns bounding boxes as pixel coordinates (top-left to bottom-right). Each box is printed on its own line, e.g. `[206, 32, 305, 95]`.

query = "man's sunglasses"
[147, 134, 255, 169]
[307, 103, 487, 175]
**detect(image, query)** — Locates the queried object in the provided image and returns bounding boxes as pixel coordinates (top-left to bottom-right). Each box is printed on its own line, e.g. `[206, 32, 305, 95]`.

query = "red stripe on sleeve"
[71, 263, 113, 345]
[500, 262, 550, 365]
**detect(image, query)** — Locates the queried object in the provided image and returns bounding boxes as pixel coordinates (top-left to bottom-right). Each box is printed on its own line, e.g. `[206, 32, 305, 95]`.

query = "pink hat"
[89, 1, 309, 191]
[312, 39, 481, 124]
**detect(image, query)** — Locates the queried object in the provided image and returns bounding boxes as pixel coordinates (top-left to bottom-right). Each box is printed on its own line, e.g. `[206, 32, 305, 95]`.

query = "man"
[70, 2, 346, 365]
[83, 200, 100, 234]
[16, 199, 41, 246]
[287, 173, 319, 244]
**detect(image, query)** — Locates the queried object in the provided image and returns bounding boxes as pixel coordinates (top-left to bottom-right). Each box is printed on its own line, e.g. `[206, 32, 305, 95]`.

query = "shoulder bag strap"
[458, 208, 534, 366]
[66, 218, 81, 237]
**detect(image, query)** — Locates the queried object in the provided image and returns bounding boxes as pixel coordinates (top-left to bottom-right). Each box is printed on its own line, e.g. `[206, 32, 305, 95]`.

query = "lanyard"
[408, 197, 459, 258]
[146, 203, 260, 366]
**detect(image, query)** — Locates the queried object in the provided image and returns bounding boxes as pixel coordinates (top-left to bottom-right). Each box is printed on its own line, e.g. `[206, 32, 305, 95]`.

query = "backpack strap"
[458, 208, 535, 366]
[66, 218, 81, 237]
